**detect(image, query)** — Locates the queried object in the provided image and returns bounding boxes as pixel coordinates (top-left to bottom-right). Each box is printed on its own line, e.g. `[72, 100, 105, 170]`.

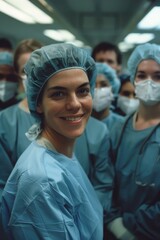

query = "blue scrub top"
[102, 111, 124, 130]
[0, 103, 35, 204]
[0, 109, 113, 214]
[75, 117, 114, 211]
[108, 116, 160, 239]
[1, 141, 103, 240]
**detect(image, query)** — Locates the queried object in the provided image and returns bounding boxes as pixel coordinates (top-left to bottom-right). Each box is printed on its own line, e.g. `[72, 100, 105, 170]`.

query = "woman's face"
[17, 52, 31, 76]
[0, 65, 18, 83]
[135, 59, 160, 83]
[95, 74, 110, 88]
[37, 68, 92, 140]
[120, 81, 135, 99]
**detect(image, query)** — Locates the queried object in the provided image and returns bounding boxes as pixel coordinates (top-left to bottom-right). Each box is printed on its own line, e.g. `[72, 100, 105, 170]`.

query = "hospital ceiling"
[0, 0, 160, 57]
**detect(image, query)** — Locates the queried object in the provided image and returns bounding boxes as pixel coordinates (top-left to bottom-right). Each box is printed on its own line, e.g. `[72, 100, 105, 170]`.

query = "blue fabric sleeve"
[5, 184, 81, 240]
[0, 141, 13, 205]
[123, 202, 160, 239]
[90, 131, 114, 213]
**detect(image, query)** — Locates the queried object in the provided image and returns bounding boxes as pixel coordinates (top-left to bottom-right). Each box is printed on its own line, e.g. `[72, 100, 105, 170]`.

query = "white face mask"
[93, 86, 114, 112]
[0, 80, 18, 102]
[117, 95, 139, 115]
[135, 79, 160, 106]
[21, 74, 27, 92]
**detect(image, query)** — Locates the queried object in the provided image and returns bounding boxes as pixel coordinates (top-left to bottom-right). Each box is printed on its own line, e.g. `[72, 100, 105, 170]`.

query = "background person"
[106, 43, 160, 240]
[0, 51, 19, 110]
[0, 38, 13, 53]
[92, 41, 122, 75]
[115, 74, 139, 116]
[14, 39, 43, 101]
[92, 62, 124, 130]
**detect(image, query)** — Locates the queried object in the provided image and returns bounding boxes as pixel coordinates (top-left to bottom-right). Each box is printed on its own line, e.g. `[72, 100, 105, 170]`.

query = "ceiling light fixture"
[44, 29, 75, 41]
[118, 42, 134, 52]
[137, 6, 160, 29]
[1, 0, 53, 24]
[0, 0, 35, 23]
[124, 33, 154, 44]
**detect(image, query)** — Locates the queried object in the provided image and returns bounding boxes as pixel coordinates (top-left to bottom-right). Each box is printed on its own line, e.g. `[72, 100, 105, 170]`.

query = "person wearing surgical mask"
[106, 43, 160, 240]
[0, 51, 19, 110]
[92, 62, 124, 130]
[115, 74, 139, 116]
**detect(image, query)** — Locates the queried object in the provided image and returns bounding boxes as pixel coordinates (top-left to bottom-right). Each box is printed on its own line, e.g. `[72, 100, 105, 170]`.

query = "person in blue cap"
[92, 62, 124, 130]
[0, 41, 113, 233]
[106, 43, 160, 240]
[0, 51, 19, 110]
[1, 43, 103, 240]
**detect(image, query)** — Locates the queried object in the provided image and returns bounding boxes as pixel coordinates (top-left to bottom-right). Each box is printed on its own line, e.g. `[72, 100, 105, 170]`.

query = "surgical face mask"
[0, 80, 18, 102]
[93, 86, 113, 112]
[117, 95, 139, 115]
[135, 79, 160, 106]
[21, 74, 27, 92]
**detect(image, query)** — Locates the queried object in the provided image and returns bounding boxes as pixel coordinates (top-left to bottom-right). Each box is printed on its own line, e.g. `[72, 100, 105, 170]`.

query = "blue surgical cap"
[0, 51, 13, 66]
[96, 62, 120, 94]
[25, 43, 96, 119]
[128, 43, 160, 82]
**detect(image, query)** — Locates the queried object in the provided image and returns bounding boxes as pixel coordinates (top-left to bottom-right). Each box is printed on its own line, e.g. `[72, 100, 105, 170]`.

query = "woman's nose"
[65, 94, 81, 111]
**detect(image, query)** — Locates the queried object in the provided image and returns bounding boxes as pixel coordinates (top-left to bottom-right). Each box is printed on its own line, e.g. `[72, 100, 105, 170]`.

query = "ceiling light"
[137, 6, 160, 29]
[118, 42, 134, 52]
[44, 30, 75, 41]
[0, 0, 35, 23]
[124, 33, 154, 44]
[3, 0, 53, 24]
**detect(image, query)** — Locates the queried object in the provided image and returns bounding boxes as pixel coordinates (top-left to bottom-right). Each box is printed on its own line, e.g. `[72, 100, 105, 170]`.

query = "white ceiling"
[0, 0, 160, 61]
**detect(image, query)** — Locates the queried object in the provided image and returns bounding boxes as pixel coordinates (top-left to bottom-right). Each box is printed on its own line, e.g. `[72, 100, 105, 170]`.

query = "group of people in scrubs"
[0, 40, 160, 240]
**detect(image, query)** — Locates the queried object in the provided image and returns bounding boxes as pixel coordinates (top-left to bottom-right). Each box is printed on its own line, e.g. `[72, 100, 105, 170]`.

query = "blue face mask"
[0, 80, 18, 102]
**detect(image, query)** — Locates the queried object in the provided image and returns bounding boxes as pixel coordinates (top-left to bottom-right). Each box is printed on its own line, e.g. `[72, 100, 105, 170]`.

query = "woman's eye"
[50, 91, 65, 99]
[78, 88, 90, 96]
[153, 75, 160, 81]
[136, 74, 146, 79]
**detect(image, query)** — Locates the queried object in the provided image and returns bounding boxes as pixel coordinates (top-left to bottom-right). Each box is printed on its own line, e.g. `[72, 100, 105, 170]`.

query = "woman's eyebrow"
[47, 86, 66, 92]
[47, 82, 90, 92]
[77, 82, 90, 88]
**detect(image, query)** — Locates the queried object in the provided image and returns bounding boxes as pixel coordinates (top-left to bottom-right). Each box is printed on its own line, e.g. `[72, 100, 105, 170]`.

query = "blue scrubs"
[0, 103, 35, 203]
[108, 116, 160, 239]
[1, 141, 103, 240]
[75, 117, 114, 211]
[0, 112, 113, 214]
[102, 111, 124, 130]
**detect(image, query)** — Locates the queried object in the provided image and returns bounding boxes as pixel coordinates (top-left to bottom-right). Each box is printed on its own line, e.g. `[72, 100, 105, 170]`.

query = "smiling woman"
[37, 68, 92, 154]
[1, 43, 103, 240]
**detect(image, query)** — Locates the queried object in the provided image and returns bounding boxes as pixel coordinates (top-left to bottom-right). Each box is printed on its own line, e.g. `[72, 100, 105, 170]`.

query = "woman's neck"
[41, 128, 75, 158]
[92, 108, 109, 120]
[19, 98, 29, 113]
[134, 102, 160, 130]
